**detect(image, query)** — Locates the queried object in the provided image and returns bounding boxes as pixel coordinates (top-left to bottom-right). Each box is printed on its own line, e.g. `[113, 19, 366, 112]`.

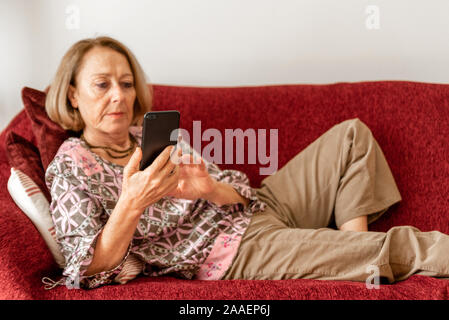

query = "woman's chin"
[106, 118, 132, 131]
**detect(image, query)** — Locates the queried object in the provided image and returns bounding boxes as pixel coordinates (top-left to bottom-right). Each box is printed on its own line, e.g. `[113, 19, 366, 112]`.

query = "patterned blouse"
[45, 126, 267, 289]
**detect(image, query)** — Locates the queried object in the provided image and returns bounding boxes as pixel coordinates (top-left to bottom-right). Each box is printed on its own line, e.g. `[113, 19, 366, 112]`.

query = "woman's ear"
[67, 85, 78, 109]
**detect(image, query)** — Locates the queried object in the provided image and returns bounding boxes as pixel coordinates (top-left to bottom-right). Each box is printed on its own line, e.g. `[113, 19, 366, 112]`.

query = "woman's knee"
[340, 117, 370, 131]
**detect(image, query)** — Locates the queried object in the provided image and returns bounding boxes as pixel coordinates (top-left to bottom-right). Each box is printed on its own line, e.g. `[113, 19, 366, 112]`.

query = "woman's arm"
[84, 196, 142, 276]
[47, 165, 131, 289]
[85, 145, 179, 276]
[46, 145, 179, 289]
[204, 181, 250, 208]
[172, 139, 261, 211]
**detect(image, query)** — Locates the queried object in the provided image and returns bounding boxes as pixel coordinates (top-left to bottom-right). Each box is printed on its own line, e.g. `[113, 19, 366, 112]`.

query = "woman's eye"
[123, 82, 134, 88]
[96, 82, 108, 89]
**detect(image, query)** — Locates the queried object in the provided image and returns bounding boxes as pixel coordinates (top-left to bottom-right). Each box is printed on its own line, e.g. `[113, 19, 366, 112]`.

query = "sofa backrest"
[149, 81, 449, 233]
[1, 81, 448, 233]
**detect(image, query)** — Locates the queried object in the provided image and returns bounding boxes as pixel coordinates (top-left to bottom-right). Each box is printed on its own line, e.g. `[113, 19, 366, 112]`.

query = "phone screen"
[139, 111, 180, 171]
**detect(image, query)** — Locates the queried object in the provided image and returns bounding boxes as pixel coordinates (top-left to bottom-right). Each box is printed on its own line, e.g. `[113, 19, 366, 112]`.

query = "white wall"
[0, 0, 39, 129]
[1, 0, 449, 130]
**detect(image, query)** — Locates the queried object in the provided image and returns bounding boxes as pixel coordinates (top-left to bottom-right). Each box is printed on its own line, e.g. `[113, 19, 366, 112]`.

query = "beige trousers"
[223, 118, 449, 283]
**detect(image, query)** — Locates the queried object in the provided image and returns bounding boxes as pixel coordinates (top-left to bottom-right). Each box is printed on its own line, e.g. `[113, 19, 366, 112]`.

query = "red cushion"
[21, 87, 78, 171]
[5, 131, 51, 202]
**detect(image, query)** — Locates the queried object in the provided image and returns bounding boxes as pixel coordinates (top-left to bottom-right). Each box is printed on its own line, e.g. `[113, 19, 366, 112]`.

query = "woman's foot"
[339, 215, 368, 232]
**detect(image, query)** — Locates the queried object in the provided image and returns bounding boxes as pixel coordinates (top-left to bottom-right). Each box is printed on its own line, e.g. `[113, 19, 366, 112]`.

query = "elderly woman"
[44, 36, 449, 290]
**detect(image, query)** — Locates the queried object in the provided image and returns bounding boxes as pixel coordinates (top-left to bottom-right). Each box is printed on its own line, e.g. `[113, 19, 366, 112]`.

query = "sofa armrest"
[0, 161, 59, 299]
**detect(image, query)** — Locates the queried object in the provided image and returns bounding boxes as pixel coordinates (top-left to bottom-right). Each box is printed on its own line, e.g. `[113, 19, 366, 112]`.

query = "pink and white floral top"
[45, 126, 266, 289]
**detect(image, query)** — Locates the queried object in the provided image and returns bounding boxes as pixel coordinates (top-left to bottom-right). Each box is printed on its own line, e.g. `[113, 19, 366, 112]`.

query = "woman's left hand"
[166, 152, 217, 200]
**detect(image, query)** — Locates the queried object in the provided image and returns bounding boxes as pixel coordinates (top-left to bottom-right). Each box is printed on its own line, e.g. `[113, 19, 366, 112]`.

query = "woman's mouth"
[107, 112, 124, 118]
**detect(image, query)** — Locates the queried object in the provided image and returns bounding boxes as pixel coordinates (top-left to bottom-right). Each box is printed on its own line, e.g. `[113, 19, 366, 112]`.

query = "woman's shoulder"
[46, 126, 142, 178]
[45, 136, 103, 181]
[48, 137, 80, 165]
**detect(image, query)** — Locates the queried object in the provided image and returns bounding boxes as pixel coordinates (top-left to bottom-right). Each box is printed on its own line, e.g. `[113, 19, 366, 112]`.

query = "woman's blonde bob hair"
[45, 36, 152, 132]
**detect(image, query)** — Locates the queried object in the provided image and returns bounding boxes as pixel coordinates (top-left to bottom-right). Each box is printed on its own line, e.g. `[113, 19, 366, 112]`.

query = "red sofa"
[1, 80, 448, 299]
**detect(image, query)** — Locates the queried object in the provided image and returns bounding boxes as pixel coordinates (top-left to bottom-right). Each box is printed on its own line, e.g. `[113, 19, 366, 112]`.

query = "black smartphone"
[139, 110, 180, 171]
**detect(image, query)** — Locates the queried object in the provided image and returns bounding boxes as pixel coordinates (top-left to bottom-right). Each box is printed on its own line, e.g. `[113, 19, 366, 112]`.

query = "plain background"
[1, 0, 448, 130]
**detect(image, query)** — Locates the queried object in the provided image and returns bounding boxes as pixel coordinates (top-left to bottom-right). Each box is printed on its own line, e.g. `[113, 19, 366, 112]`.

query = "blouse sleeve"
[46, 158, 131, 290]
[179, 140, 267, 215]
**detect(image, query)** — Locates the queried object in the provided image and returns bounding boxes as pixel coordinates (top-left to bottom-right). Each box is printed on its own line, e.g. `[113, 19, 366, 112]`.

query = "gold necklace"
[80, 133, 136, 159]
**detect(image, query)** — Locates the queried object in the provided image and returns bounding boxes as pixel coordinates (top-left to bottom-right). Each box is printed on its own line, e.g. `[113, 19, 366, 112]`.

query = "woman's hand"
[167, 152, 249, 208]
[120, 144, 248, 214]
[120, 145, 180, 213]
[166, 153, 218, 200]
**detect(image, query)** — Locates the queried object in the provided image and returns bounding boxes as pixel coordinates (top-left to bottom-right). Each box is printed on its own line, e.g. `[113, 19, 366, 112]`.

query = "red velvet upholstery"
[21, 87, 78, 171]
[5, 131, 50, 202]
[1, 81, 448, 299]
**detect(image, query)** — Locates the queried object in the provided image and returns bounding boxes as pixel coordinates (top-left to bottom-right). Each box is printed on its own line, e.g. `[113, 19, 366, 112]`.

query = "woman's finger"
[179, 154, 194, 166]
[160, 154, 178, 178]
[145, 145, 175, 174]
[169, 146, 182, 165]
[123, 147, 142, 179]
[179, 154, 207, 171]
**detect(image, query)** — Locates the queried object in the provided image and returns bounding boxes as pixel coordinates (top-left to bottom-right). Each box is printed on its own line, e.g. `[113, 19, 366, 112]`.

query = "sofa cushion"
[21, 87, 78, 171]
[5, 131, 50, 202]
[7, 167, 65, 268]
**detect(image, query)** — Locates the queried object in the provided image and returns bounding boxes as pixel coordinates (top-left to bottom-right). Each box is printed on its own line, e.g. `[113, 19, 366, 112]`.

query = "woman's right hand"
[120, 145, 181, 214]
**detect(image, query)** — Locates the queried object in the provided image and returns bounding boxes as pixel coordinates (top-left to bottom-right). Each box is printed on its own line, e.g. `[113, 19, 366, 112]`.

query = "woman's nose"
[110, 83, 125, 102]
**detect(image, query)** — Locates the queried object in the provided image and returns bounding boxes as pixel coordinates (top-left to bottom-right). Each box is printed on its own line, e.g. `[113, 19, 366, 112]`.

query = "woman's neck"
[82, 127, 131, 150]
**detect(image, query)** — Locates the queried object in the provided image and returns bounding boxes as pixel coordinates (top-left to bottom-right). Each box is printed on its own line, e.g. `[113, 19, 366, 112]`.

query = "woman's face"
[68, 46, 136, 136]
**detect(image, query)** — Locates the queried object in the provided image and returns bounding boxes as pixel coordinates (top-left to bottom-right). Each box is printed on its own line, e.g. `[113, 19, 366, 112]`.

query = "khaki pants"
[223, 118, 449, 283]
